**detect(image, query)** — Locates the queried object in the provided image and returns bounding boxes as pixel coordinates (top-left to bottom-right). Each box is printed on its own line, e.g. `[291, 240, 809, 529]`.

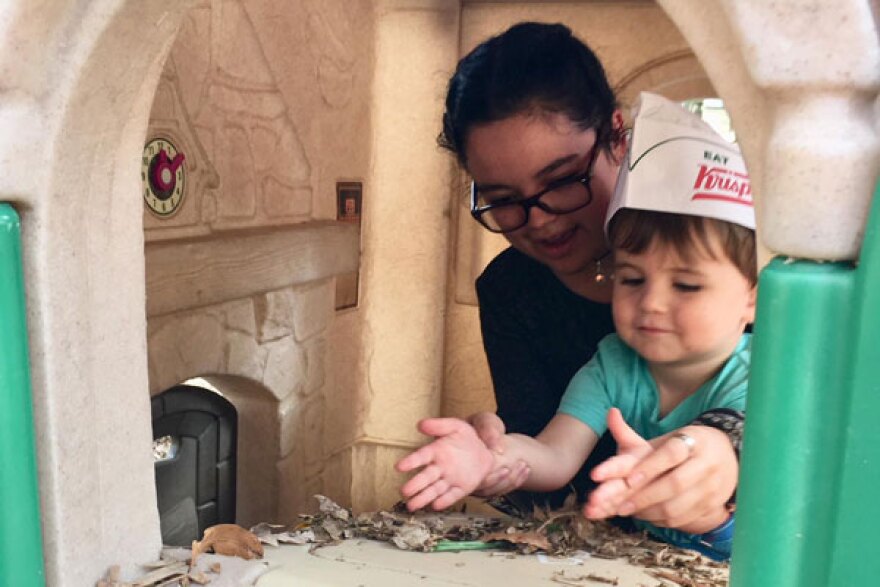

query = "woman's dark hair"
[608, 209, 758, 285]
[440, 22, 619, 166]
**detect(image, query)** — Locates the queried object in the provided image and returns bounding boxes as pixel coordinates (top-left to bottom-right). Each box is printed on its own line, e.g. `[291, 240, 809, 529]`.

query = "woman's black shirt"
[476, 246, 617, 506]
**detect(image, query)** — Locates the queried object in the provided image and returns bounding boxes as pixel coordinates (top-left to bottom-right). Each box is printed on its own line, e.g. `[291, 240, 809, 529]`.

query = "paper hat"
[606, 92, 755, 232]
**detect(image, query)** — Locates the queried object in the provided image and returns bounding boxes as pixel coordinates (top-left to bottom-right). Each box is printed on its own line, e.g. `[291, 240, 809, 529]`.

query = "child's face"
[611, 234, 756, 368]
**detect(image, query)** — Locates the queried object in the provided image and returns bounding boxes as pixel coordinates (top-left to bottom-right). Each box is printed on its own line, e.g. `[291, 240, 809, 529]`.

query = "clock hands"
[151, 148, 186, 193]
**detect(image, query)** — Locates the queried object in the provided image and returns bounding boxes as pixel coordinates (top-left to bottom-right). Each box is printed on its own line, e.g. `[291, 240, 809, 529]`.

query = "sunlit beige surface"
[257, 540, 663, 587]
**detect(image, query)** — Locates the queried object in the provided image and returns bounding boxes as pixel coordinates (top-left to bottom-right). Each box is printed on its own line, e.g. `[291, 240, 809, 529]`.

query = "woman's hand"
[467, 412, 530, 496]
[624, 425, 736, 533]
[467, 411, 506, 451]
[395, 418, 495, 511]
[586, 409, 737, 533]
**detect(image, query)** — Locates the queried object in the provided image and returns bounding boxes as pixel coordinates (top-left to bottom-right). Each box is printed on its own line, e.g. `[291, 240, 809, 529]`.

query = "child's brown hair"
[608, 209, 757, 285]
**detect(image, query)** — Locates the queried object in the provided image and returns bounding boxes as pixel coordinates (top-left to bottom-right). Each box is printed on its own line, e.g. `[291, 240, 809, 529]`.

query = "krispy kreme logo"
[692, 151, 752, 206]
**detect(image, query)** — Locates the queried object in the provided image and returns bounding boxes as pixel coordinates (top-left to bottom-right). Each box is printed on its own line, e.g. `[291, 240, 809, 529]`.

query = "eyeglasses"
[470, 144, 602, 234]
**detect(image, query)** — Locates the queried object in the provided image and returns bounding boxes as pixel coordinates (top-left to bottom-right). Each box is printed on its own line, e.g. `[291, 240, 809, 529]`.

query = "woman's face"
[465, 111, 623, 288]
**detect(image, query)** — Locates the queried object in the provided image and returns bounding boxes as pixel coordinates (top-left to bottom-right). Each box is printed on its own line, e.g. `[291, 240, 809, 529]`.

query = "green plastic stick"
[432, 540, 511, 552]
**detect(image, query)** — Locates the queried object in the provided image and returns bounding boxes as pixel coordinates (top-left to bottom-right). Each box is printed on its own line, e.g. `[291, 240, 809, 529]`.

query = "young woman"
[433, 22, 744, 531]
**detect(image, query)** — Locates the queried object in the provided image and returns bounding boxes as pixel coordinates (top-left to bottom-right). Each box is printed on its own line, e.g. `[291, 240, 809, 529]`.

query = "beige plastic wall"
[325, 0, 462, 513]
[0, 0, 461, 581]
[0, 2, 195, 584]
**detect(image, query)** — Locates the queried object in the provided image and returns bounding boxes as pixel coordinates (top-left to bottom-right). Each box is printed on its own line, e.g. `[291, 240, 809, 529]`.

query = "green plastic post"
[732, 180, 880, 586]
[0, 204, 46, 586]
[826, 181, 880, 585]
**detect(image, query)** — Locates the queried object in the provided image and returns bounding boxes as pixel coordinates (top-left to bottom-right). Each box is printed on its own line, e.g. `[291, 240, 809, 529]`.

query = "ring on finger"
[671, 432, 697, 457]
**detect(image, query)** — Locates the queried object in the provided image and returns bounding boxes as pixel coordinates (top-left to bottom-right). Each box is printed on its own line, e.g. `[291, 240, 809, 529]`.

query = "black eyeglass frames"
[469, 144, 603, 234]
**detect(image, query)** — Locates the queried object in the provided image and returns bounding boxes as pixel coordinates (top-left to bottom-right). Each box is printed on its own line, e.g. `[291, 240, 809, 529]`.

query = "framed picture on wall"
[335, 181, 362, 310]
[336, 182, 362, 223]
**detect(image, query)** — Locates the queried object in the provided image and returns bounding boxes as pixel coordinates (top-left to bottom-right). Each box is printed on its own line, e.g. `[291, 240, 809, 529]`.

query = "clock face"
[142, 137, 186, 217]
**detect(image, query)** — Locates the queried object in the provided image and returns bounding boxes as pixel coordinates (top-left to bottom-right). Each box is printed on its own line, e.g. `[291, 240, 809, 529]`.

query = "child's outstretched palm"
[584, 408, 652, 520]
[395, 418, 495, 511]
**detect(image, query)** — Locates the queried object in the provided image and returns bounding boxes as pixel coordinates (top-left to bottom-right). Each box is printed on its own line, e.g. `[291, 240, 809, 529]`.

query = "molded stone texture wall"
[143, 0, 374, 240]
[146, 280, 338, 526]
[443, 1, 720, 420]
[142, 0, 374, 527]
[146, 0, 462, 527]
[0, 0, 458, 582]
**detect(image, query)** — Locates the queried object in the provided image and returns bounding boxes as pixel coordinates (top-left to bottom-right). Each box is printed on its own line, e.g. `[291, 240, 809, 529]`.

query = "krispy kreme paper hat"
[606, 92, 755, 231]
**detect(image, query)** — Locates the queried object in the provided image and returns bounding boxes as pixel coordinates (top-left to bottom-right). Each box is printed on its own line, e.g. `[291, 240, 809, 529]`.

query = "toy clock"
[142, 137, 186, 217]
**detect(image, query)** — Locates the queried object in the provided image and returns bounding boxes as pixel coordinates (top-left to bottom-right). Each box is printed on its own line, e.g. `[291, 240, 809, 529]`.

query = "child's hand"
[467, 412, 530, 496]
[583, 408, 652, 520]
[395, 418, 495, 511]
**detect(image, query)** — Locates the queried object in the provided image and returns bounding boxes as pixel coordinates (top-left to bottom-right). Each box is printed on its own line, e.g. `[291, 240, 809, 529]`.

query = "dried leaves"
[551, 570, 620, 585]
[245, 497, 505, 553]
[100, 495, 728, 587]
[96, 559, 213, 587]
[272, 495, 729, 587]
[482, 529, 551, 553]
[191, 524, 263, 564]
[390, 521, 436, 551]
[97, 524, 264, 587]
[315, 494, 350, 521]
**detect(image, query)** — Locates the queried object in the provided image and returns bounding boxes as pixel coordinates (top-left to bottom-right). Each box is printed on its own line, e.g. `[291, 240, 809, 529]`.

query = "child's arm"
[502, 413, 599, 492]
[467, 411, 602, 494]
[396, 414, 599, 510]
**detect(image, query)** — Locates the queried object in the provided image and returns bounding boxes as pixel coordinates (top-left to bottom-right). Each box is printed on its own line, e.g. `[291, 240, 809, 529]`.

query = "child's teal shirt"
[558, 333, 750, 436]
[557, 332, 750, 560]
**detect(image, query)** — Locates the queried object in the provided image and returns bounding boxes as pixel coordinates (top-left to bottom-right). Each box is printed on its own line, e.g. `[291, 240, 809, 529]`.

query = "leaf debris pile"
[98, 495, 728, 587]
[97, 525, 267, 587]
[250, 498, 503, 553]
[96, 559, 214, 587]
[252, 495, 728, 587]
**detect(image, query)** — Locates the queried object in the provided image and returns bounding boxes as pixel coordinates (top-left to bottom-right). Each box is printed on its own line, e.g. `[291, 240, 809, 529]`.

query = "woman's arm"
[586, 410, 742, 533]
[619, 415, 740, 532]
